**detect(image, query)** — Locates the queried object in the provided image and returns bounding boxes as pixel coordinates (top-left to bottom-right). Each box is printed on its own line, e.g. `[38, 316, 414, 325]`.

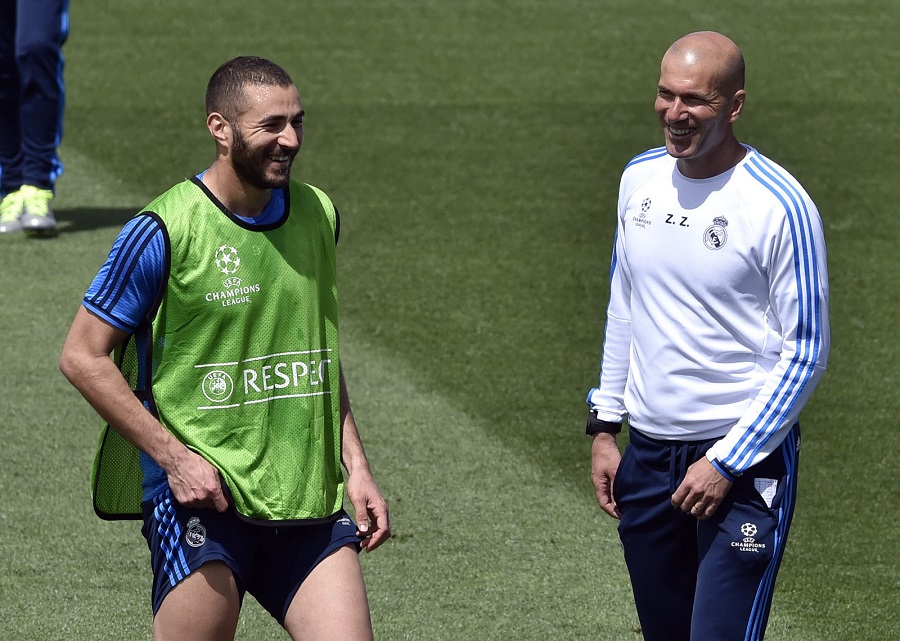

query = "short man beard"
[230, 126, 295, 190]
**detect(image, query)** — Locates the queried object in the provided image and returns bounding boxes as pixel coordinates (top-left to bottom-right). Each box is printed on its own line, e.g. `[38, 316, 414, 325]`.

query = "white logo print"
[185, 517, 207, 547]
[194, 350, 334, 411]
[205, 244, 261, 307]
[214, 245, 241, 275]
[732, 522, 767, 554]
[201, 370, 235, 403]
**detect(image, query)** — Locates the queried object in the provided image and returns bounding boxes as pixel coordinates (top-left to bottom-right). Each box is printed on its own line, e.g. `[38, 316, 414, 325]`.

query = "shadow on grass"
[55, 207, 138, 234]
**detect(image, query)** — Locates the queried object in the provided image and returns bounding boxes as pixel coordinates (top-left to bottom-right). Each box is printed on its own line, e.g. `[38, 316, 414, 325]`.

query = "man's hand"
[164, 447, 229, 512]
[671, 456, 732, 520]
[346, 471, 391, 552]
[591, 433, 622, 519]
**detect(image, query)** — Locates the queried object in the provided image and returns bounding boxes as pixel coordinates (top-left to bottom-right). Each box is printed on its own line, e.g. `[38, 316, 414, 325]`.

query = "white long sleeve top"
[587, 145, 830, 477]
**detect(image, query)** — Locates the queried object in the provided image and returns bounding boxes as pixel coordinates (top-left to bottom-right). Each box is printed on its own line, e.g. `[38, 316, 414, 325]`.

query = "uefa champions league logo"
[204, 243, 259, 308]
[732, 522, 766, 554]
[214, 245, 241, 275]
[740, 522, 757, 539]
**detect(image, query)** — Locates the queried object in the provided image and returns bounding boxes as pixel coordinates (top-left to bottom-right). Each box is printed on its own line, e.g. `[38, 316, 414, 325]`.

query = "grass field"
[1, 1, 898, 639]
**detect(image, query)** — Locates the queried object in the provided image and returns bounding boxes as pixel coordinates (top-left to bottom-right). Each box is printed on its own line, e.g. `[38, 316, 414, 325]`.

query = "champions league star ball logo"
[732, 522, 766, 553]
[214, 245, 241, 275]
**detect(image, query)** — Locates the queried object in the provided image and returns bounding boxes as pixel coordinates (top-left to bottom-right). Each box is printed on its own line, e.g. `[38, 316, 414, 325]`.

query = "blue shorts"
[141, 489, 361, 623]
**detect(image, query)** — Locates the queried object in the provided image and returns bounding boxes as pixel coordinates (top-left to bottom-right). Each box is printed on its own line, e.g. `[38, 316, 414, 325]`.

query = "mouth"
[269, 152, 292, 163]
[666, 124, 696, 138]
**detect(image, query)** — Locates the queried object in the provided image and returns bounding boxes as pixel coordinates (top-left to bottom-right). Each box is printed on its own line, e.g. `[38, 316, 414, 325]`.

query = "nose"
[667, 97, 688, 122]
[279, 125, 301, 150]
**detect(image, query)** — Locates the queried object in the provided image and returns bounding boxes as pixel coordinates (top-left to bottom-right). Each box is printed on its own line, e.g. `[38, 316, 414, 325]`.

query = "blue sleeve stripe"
[608, 229, 619, 285]
[624, 146, 668, 170]
[89, 215, 161, 313]
[722, 157, 824, 471]
[82, 299, 138, 333]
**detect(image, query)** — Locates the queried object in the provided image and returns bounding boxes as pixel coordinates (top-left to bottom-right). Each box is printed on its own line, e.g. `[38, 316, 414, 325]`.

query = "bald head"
[654, 31, 748, 178]
[663, 31, 745, 96]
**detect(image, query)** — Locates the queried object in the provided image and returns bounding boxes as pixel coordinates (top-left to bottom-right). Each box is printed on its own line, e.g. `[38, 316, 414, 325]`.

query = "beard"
[231, 128, 296, 190]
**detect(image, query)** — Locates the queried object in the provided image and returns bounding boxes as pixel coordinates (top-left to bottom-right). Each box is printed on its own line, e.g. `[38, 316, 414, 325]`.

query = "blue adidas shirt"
[84, 177, 287, 328]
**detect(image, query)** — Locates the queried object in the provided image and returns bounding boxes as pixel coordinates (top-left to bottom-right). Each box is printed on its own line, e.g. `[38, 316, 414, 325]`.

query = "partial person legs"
[0, 0, 68, 236]
[152, 561, 241, 641]
[283, 545, 374, 641]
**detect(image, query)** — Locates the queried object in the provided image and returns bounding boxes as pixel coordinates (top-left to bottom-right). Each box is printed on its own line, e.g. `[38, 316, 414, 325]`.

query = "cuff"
[706, 452, 740, 482]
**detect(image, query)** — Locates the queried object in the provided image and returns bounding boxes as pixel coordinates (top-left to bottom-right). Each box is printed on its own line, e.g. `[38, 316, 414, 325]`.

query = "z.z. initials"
[665, 214, 689, 227]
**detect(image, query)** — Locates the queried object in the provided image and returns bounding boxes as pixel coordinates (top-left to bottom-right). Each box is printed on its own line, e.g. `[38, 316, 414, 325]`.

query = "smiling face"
[227, 82, 304, 190]
[654, 32, 746, 179]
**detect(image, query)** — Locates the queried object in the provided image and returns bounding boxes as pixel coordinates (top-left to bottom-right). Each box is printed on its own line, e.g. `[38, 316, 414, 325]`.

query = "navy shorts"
[141, 489, 361, 623]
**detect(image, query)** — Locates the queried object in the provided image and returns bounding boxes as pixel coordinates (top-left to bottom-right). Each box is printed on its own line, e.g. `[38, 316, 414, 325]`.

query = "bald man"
[585, 32, 829, 640]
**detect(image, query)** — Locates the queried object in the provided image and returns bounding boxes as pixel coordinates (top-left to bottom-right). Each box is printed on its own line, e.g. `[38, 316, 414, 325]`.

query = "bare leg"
[283, 545, 373, 641]
[153, 561, 241, 641]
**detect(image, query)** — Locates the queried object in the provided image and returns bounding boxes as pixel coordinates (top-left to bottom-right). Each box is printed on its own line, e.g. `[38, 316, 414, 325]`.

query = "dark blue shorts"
[141, 489, 361, 623]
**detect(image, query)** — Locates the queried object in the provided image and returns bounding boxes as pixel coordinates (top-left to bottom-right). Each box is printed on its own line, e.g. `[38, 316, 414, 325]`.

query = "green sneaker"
[19, 185, 57, 237]
[0, 190, 25, 234]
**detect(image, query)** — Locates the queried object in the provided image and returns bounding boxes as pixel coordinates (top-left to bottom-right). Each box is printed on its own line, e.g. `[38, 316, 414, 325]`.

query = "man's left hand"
[346, 472, 391, 552]
[671, 457, 733, 520]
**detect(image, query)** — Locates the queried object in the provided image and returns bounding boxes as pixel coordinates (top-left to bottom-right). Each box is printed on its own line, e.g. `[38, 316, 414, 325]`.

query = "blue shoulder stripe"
[89, 215, 162, 313]
[624, 147, 668, 170]
[722, 156, 824, 470]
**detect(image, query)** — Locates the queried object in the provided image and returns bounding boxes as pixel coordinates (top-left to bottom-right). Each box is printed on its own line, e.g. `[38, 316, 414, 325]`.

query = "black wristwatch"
[585, 410, 622, 436]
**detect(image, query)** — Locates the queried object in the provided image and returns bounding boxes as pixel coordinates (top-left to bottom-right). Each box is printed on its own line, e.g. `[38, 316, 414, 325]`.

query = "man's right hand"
[591, 432, 621, 519]
[165, 448, 229, 512]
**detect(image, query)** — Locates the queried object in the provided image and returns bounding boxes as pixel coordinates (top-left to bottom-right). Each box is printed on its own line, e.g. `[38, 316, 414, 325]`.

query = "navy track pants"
[0, 0, 69, 193]
[614, 425, 800, 641]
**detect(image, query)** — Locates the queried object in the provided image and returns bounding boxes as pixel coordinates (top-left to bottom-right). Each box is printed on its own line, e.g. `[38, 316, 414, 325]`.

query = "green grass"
[1, 0, 898, 639]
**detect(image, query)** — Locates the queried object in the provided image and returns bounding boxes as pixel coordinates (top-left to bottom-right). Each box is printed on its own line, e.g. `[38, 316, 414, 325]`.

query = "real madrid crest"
[703, 215, 728, 250]
[185, 516, 207, 548]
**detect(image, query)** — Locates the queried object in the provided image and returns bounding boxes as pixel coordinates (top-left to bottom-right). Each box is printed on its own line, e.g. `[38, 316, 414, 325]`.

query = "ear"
[728, 89, 746, 123]
[207, 112, 231, 146]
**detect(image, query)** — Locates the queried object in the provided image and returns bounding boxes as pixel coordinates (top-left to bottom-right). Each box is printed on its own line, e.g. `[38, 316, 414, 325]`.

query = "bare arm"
[59, 306, 228, 511]
[339, 365, 390, 551]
